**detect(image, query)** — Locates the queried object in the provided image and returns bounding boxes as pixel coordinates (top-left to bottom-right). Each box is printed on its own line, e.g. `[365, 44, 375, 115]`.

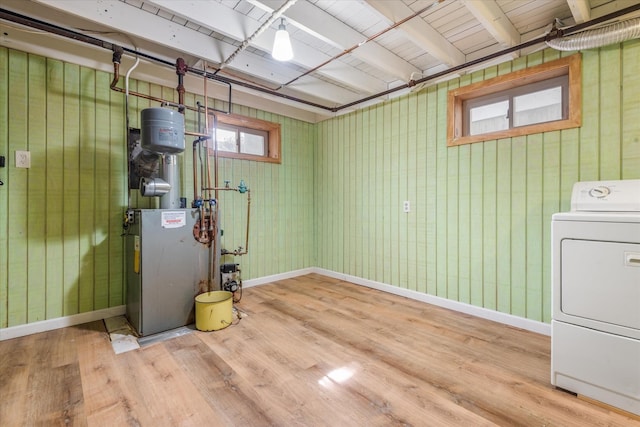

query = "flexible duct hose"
[546, 17, 640, 51]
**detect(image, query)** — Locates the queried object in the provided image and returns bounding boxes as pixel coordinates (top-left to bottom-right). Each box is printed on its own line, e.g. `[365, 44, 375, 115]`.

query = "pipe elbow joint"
[175, 58, 188, 76]
[112, 45, 124, 64]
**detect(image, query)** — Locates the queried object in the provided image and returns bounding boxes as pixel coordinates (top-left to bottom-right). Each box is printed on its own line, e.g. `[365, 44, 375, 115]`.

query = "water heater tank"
[140, 108, 185, 154]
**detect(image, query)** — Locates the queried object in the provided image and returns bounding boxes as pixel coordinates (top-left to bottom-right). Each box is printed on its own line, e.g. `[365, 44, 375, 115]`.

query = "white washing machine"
[551, 179, 640, 416]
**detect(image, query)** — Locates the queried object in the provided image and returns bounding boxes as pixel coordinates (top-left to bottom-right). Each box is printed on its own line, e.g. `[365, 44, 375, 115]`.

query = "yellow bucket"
[195, 291, 233, 331]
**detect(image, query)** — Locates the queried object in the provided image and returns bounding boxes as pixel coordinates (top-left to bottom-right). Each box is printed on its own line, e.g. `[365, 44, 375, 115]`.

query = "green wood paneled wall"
[0, 47, 315, 329]
[1, 40, 638, 329]
[315, 41, 640, 323]
[0, 50, 127, 327]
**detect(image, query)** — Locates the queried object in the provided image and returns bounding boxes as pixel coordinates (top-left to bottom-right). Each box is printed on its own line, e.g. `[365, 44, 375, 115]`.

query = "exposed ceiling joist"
[461, 0, 520, 48]
[567, 0, 592, 23]
[591, 0, 640, 20]
[248, 0, 420, 83]
[5, 0, 638, 119]
[145, 0, 385, 95]
[33, 0, 358, 105]
[364, 0, 465, 68]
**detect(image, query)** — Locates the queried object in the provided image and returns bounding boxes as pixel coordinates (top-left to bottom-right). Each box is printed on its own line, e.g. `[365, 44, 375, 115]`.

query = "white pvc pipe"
[124, 52, 140, 209]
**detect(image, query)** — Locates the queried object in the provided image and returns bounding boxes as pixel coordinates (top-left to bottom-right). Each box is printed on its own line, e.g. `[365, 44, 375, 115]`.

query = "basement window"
[447, 54, 581, 146]
[210, 113, 281, 163]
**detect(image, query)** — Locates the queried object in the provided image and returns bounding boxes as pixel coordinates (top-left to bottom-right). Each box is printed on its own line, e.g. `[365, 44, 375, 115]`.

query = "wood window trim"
[210, 112, 281, 164]
[447, 54, 582, 147]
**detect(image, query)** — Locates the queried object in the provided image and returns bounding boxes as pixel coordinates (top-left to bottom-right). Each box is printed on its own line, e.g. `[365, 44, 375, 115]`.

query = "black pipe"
[2, 3, 639, 113]
[0, 8, 113, 50]
[336, 31, 552, 111]
[336, 3, 640, 112]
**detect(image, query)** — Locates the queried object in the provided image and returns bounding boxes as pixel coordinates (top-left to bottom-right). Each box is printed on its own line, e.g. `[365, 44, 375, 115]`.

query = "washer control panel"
[571, 179, 640, 212]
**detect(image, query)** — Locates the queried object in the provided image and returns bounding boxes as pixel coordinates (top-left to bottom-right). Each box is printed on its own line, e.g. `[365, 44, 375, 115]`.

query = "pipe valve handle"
[238, 179, 248, 193]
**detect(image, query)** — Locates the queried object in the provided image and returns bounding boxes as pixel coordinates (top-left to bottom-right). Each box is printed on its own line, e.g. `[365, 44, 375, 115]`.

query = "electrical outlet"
[15, 151, 30, 168]
[403, 200, 410, 213]
[125, 209, 135, 225]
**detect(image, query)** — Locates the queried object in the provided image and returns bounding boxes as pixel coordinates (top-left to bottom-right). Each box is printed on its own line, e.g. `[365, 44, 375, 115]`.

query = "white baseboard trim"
[312, 268, 551, 336]
[0, 268, 316, 341]
[0, 305, 126, 341]
[242, 267, 316, 288]
[1, 267, 550, 340]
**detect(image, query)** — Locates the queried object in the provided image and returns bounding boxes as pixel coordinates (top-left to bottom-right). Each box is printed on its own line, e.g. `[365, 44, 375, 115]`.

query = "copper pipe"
[210, 114, 220, 286]
[204, 69, 214, 205]
[194, 105, 206, 249]
[195, 102, 206, 204]
[110, 62, 228, 118]
[192, 140, 198, 202]
[186, 130, 212, 138]
[203, 187, 238, 191]
[204, 187, 251, 256]
[200, 138, 206, 201]
[212, 115, 219, 198]
[241, 189, 251, 255]
[280, 0, 444, 89]
[203, 63, 217, 291]
[7, 6, 639, 114]
[175, 58, 187, 112]
[199, 205, 207, 242]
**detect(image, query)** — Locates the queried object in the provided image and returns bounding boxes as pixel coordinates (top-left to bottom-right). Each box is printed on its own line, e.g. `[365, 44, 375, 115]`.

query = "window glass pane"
[216, 128, 237, 152]
[240, 132, 266, 156]
[513, 86, 563, 127]
[469, 100, 509, 135]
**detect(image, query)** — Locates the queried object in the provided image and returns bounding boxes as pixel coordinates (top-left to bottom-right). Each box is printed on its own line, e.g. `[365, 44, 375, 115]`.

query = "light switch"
[403, 200, 410, 213]
[15, 150, 30, 168]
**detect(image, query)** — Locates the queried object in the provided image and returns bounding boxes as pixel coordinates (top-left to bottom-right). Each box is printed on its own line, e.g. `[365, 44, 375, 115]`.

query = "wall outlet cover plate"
[15, 151, 30, 168]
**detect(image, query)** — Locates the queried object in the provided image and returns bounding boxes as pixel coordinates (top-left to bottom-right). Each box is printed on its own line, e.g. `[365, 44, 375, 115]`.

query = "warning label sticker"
[161, 211, 186, 228]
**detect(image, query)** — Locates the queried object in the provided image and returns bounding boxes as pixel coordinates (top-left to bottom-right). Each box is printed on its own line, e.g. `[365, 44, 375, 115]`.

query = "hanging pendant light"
[272, 18, 293, 61]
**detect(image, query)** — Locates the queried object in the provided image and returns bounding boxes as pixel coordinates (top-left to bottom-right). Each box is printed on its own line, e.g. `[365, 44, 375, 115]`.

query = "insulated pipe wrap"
[547, 17, 640, 51]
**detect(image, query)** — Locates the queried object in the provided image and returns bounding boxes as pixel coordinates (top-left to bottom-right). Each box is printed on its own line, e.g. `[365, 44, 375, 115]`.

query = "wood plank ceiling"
[0, 0, 637, 114]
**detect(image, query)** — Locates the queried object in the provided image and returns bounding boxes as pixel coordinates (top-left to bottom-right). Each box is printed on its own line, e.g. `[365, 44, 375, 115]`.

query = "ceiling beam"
[31, 0, 358, 105]
[145, 0, 385, 95]
[248, 0, 420, 83]
[567, 0, 591, 23]
[461, 0, 520, 48]
[364, 0, 465, 67]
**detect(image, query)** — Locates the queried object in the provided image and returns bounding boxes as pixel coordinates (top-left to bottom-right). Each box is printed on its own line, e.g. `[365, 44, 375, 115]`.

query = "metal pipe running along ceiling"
[1, 3, 640, 113]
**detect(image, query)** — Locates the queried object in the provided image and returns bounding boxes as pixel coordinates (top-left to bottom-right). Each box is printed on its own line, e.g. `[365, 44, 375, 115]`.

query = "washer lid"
[571, 179, 640, 212]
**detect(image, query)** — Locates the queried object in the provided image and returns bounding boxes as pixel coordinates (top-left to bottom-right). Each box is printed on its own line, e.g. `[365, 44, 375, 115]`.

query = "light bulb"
[272, 19, 293, 61]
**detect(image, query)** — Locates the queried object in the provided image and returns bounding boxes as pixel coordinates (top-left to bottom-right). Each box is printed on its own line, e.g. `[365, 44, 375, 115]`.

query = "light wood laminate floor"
[1, 273, 638, 426]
